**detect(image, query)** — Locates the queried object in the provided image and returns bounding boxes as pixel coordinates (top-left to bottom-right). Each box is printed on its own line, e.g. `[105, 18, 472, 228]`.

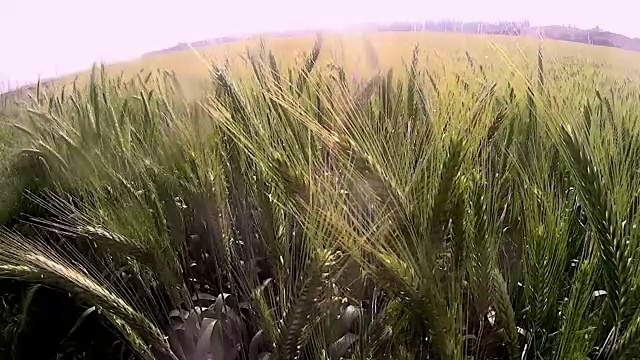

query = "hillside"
[4, 27, 639, 102]
[144, 21, 640, 57]
[538, 25, 640, 51]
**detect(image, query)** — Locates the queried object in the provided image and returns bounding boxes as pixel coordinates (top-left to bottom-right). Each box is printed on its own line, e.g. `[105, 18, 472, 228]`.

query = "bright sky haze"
[1, 0, 638, 88]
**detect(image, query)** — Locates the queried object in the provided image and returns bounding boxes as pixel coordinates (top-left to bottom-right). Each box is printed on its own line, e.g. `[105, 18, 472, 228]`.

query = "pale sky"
[1, 0, 638, 88]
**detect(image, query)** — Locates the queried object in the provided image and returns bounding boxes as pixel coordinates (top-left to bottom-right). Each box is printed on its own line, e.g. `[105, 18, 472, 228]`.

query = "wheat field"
[50, 32, 640, 93]
[2, 32, 640, 359]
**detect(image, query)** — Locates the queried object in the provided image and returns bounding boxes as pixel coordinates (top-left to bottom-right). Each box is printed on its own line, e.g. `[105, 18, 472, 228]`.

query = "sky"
[1, 0, 638, 88]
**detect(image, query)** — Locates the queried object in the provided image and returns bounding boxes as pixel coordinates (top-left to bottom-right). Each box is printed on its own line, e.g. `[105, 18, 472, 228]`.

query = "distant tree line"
[371, 20, 532, 35]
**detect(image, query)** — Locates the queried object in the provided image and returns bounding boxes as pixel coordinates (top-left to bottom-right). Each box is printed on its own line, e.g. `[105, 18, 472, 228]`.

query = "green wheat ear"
[0, 230, 165, 359]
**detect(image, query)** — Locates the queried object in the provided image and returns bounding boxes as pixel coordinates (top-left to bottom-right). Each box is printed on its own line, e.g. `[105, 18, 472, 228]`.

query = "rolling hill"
[143, 21, 640, 57]
[3, 21, 639, 100]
